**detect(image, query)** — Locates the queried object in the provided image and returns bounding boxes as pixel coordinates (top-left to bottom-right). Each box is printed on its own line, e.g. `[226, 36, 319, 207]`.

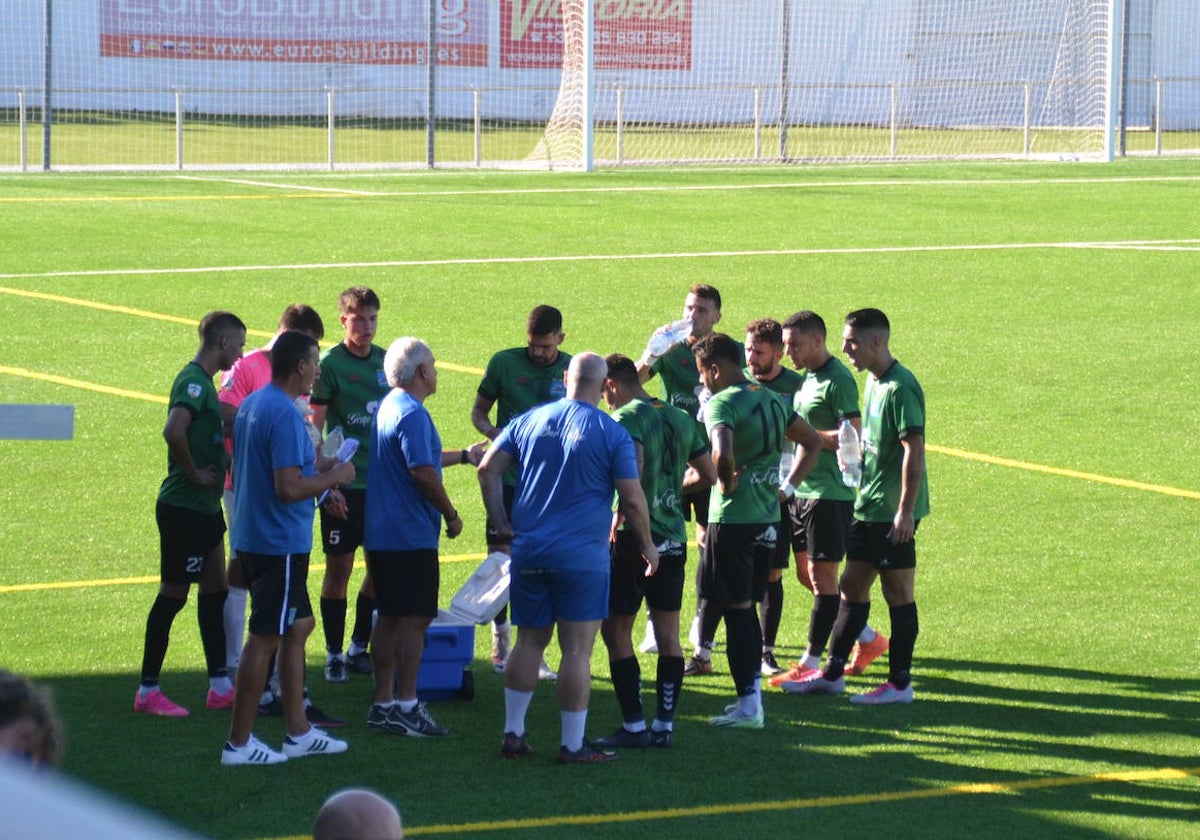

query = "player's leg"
[196, 534, 234, 707]
[136, 502, 196, 716]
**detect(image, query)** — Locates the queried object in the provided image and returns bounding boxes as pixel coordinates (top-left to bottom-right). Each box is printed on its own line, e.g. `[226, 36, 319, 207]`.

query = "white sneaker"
[709, 704, 764, 729]
[281, 726, 349, 758]
[779, 672, 845, 695]
[638, 621, 658, 654]
[221, 735, 287, 766]
[538, 659, 558, 681]
[688, 615, 701, 648]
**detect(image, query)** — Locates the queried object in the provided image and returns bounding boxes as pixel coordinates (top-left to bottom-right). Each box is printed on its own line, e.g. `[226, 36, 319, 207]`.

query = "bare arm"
[410, 464, 462, 539]
[273, 460, 354, 503]
[470, 393, 500, 440]
[891, 433, 925, 543]
[782, 416, 824, 491]
[710, 425, 738, 496]
[683, 451, 718, 494]
[163, 406, 218, 490]
[477, 446, 517, 544]
[614, 476, 659, 577]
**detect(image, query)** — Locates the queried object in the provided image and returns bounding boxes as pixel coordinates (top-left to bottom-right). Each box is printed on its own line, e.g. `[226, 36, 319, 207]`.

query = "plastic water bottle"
[646, 318, 693, 357]
[695, 386, 713, 423]
[322, 426, 345, 459]
[837, 419, 861, 488]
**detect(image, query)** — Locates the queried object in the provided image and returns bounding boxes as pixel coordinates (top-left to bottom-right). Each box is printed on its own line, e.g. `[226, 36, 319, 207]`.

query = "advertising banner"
[99, 0, 488, 66]
[501, 0, 692, 70]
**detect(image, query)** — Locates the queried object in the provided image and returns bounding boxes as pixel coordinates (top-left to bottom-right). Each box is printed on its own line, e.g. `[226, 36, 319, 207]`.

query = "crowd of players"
[133, 282, 929, 765]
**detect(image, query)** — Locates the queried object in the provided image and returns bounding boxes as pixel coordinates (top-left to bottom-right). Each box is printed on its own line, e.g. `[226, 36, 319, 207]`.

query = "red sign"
[501, 0, 692, 70]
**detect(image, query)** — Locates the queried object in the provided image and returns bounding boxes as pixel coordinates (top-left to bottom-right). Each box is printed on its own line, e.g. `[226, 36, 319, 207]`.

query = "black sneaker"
[500, 731, 533, 759]
[324, 657, 349, 684]
[592, 727, 651, 749]
[760, 650, 783, 676]
[306, 703, 347, 729]
[258, 695, 283, 717]
[366, 703, 390, 730]
[385, 703, 448, 737]
[557, 742, 618, 764]
[649, 729, 673, 749]
[345, 650, 373, 674]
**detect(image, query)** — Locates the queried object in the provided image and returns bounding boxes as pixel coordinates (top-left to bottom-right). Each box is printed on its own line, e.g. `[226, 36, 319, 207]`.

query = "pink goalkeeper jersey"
[219, 349, 272, 490]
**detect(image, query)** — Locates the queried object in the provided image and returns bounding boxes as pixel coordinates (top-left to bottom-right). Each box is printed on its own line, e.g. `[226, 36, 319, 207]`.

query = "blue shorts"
[510, 565, 610, 627]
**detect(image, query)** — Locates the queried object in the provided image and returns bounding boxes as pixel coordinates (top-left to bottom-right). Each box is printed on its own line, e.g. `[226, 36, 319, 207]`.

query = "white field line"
[173, 173, 1200, 198]
[2, 239, 1199, 281]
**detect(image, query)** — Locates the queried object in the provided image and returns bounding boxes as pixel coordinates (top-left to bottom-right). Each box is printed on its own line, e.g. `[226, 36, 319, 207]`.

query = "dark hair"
[689, 284, 722, 311]
[279, 304, 325, 340]
[526, 304, 563, 336]
[197, 311, 246, 347]
[271, 330, 319, 380]
[782, 310, 827, 337]
[338, 287, 381, 313]
[845, 308, 891, 332]
[0, 669, 64, 766]
[692, 332, 742, 368]
[604, 353, 640, 388]
[744, 318, 782, 347]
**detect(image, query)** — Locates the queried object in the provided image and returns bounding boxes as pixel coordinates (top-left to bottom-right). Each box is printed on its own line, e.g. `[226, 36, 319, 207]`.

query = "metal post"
[615, 85, 624, 164]
[19, 90, 28, 172]
[778, 0, 791, 160]
[1117, 0, 1132, 157]
[327, 88, 335, 170]
[1154, 77, 1163, 156]
[473, 87, 481, 167]
[1023, 82, 1032, 156]
[753, 86, 762, 161]
[425, 0, 436, 168]
[890, 83, 899, 158]
[581, 0, 595, 170]
[174, 89, 184, 170]
[42, 0, 52, 171]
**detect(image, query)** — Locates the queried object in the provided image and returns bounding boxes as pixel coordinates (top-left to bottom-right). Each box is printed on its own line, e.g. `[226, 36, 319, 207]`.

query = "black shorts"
[156, 501, 226, 585]
[797, 498, 853, 564]
[609, 531, 686, 615]
[485, 484, 516, 546]
[771, 502, 794, 569]
[320, 487, 365, 555]
[239, 551, 313, 636]
[682, 487, 709, 527]
[699, 522, 776, 605]
[368, 549, 439, 618]
[845, 519, 920, 571]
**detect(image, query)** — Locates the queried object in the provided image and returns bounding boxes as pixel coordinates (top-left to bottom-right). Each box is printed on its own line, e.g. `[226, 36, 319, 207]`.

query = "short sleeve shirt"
[705, 381, 793, 525]
[856, 360, 930, 523]
[495, 399, 638, 572]
[218, 347, 272, 490]
[309, 343, 388, 490]
[791, 356, 860, 501]
[477, 347, 572, 486]
[231, 384, 317, 555]
[158, 361, 225, 515]
[365, 389, 443, 552]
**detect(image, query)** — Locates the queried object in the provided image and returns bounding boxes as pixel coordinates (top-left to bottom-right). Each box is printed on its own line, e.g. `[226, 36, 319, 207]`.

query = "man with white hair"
[479, 353, 658, 764]
[364, 338, 485, 737]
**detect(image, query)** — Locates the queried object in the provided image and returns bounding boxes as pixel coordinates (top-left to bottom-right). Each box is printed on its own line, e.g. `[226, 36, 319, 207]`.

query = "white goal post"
[1, 1, 1197, 171]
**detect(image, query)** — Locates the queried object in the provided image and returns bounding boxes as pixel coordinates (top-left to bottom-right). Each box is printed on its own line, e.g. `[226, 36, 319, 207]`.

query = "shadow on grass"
[35, 655, 1200, 840]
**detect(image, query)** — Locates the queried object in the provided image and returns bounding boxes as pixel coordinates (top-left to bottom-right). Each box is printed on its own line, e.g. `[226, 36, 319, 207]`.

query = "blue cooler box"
[417, 610, 476, 701]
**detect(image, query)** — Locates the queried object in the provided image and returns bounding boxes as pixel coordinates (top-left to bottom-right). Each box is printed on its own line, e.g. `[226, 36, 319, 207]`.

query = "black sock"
[760, 578, 784, 649]
[609, 656, 643, 725]
[656, 655, 684, 724]
[140, 594, 186, 685]
[888, 602, 918, 689]
[197, 591, 228, 678]
[350, 593, 376, 649]
[825, 600, 871, 680]
[808, 594, 840, 659]
[723, 606, 762, 697]
[699, 599, 723, 648]
[320, 596, 346, 654]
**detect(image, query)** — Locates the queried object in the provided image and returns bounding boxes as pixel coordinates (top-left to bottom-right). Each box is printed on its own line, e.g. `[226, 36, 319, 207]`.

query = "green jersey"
[478, 347, 572, 486]
[612, 397, 708, 544]
[159, 361, 224, 514]
[705, 381, 792, 525]
[650, 342, 704, 417]
[856, 360, 930, 523]
[791, 356, 860, 501]
[310, 343, 388, 490]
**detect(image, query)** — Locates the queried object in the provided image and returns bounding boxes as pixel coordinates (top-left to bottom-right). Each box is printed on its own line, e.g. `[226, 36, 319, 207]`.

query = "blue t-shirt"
[365, 389, 443, 552]
[495, 398, 638, 572]
[231, 384, 316, 555]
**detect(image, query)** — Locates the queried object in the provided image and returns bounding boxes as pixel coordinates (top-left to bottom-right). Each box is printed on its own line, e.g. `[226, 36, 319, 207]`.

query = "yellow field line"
[266, 766, 1199, 838]
[0, 365, 168, 404]
[0, 554, 486, 595]
[927, 444, 1200, 500]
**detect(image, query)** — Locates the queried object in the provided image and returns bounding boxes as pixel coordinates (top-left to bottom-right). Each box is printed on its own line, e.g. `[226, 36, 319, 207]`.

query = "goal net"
[1, 1, 1197, 170]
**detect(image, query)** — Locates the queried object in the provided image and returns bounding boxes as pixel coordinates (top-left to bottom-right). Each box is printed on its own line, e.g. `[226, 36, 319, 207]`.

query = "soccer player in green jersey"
[135, 311, 245, 718]
[693, 334, 823, 728]
[594, 354, 717, 749]
[310, 287, 388, 683]
[783, 308, 929, 705]
[770, 311, 886, 689]
[741, 318, 806, 677]
[471, 305, 571, 678]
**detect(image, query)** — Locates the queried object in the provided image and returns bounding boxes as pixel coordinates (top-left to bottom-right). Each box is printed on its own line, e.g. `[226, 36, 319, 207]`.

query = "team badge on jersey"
[187, 383, 202, 398]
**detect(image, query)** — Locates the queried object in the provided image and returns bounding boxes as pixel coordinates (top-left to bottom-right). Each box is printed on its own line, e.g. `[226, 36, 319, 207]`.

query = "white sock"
[398, 698, 419, 713]
[504, 687, 533, 736]
[738, 690, 760, 718]
[259, 690, 274, 705]
[802, 652, 821, 670]
[651, 719, 673, 733]
[858, 626, 877, 644]
[561, 709, 587, 752]
[347, 640, 367, 657]
[209, 675, 233, 693]
[223, 587, 247, 670]
[624, 719, 647, 733]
